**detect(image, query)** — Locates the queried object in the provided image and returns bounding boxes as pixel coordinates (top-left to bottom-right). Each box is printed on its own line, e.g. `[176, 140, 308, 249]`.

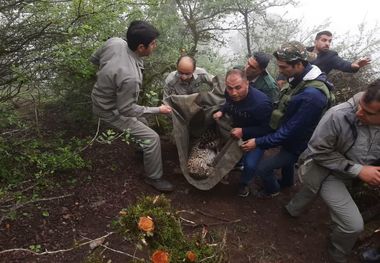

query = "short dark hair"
[225, 68, 247, 81]
[363, 79, 380, 104]
[315, 30, 332, 40]
[176, 55, 196, 70]
[126, 20, 159, 51]
[252, 51, 271, 70]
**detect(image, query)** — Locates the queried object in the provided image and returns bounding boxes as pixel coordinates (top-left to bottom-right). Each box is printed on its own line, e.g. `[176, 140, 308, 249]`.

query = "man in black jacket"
[308, 30, 371, 74]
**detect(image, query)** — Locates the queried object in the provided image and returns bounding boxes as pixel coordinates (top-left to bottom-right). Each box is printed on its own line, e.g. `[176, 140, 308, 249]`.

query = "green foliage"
[0, 135, 87, 184]
[143, 90, 160, 107]
[96, 129, 151, 148]
[28, 139, 88, 176]
[0, 104, 88, 184]
[114, 195, 224, 262]
[29, 244, 42, 253]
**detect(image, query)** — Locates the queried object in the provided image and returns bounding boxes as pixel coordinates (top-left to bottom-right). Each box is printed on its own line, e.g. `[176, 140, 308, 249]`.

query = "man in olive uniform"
[245, 51, 279, 102]
[91, 20, 174, 192]
[163, 55, 214, 99]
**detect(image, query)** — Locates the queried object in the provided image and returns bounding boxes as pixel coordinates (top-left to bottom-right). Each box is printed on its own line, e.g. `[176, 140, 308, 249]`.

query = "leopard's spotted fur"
[187, 129, 220, 180]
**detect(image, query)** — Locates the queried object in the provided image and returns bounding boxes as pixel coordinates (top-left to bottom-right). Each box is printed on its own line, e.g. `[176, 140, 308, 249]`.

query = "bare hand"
[213, 111, 223, 120]
[159, 104, 172, 114]
[358, 166, 380, 186]
[231, 128, 243, 139]
[240, 138, 256, 152]
[352, 56, 371, 69]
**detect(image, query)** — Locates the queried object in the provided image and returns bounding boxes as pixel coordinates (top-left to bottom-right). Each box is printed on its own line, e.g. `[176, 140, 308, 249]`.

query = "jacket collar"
[126, 45, 144, 69]
[288, 63, 316, 85]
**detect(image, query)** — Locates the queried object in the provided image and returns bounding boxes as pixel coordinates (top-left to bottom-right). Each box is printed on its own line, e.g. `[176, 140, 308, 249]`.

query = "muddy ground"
[0, 134, 376, 263]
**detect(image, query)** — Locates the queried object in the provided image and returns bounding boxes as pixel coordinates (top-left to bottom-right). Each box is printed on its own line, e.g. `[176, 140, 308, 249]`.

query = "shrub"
[114, 195, 225, 262]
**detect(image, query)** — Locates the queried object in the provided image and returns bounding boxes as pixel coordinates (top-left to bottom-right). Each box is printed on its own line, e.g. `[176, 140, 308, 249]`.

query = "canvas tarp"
[163, 76, 243, 190]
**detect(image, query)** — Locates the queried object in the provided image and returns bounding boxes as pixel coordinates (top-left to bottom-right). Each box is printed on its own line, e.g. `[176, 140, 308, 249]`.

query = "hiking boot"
[253, 190, 280, 199]
[144, 178, 174, 192]
[238, 184, 250, 198]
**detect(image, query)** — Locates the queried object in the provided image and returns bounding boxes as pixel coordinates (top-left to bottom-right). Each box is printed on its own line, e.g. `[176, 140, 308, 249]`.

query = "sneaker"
[238, 184, 250, 197]
[144, 178, 174, 192]
[253, 190, 279, 199]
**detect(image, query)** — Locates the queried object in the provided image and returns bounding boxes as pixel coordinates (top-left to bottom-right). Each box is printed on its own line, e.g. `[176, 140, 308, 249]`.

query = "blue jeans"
[256, 148, 298, 194]
[240, 148, 264, 185]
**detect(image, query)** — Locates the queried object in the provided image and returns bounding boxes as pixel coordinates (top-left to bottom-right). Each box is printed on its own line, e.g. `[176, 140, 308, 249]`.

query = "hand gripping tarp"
[163, 76, 243, 190]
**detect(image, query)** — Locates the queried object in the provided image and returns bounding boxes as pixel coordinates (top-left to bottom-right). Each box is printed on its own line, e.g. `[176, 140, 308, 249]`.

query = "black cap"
[253, 51, 271, 70]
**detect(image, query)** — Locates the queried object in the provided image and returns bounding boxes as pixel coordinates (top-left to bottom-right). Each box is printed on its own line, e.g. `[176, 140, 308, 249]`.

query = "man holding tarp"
[213, 68, 273, 197]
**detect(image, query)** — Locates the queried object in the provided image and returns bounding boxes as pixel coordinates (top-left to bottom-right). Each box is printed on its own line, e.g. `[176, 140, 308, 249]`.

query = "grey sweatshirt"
[91, 37, 159, 118]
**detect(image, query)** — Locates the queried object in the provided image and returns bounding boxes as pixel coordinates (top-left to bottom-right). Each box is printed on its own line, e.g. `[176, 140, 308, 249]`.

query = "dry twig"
[80, 235, 144, 261]
[0, 232, 114, 256]
[196, 209, 235, 222]
[80, 118, 101, 152]
[0, 194, 73, 225]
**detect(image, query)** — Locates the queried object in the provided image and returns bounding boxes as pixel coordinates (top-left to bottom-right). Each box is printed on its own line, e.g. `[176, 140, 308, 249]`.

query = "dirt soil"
[0, 135, 372, 263]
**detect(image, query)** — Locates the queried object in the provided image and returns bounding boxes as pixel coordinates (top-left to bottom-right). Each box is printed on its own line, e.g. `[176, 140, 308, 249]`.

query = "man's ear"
[295, 61, 304, 70]
[136, 44, 146, 53]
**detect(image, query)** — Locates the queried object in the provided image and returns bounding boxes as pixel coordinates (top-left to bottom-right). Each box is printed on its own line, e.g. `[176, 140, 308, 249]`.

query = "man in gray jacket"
[285, 80, 380, 262]
[91, 20, 174, 192]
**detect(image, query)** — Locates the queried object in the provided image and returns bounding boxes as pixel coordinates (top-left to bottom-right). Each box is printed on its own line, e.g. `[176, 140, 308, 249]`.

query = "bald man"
[163, 55, 214, 99]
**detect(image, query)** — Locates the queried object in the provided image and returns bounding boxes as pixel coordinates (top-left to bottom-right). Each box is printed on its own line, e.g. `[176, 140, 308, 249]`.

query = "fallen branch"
[179, 216, 197, 226]
[80, 235, 144, 261]
[1, 129, 26, 136]
[0, 232, 114, 256]
[196, 209, 235, 222]
[0, 183, 38, 206]
[0, 194, 73, 225]
[180, 216, 241, 228]
[205, 219, 241, 227]
[80, 118, 101, 152]
[176, 209, 196, 215]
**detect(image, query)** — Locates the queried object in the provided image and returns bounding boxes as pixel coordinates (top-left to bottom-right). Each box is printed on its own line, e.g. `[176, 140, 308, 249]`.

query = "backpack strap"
[269, 79, 334, 130]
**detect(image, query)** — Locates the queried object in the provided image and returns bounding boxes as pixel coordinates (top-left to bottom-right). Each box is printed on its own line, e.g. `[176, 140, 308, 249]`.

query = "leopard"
[187, 128, 221, 180]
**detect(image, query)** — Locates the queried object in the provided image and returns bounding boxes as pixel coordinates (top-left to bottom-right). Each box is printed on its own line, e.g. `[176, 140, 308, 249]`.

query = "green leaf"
[42, 211, 50, 217]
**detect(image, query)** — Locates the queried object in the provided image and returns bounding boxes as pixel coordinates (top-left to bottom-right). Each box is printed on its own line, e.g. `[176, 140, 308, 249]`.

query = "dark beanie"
[253, 51, 271, 70]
